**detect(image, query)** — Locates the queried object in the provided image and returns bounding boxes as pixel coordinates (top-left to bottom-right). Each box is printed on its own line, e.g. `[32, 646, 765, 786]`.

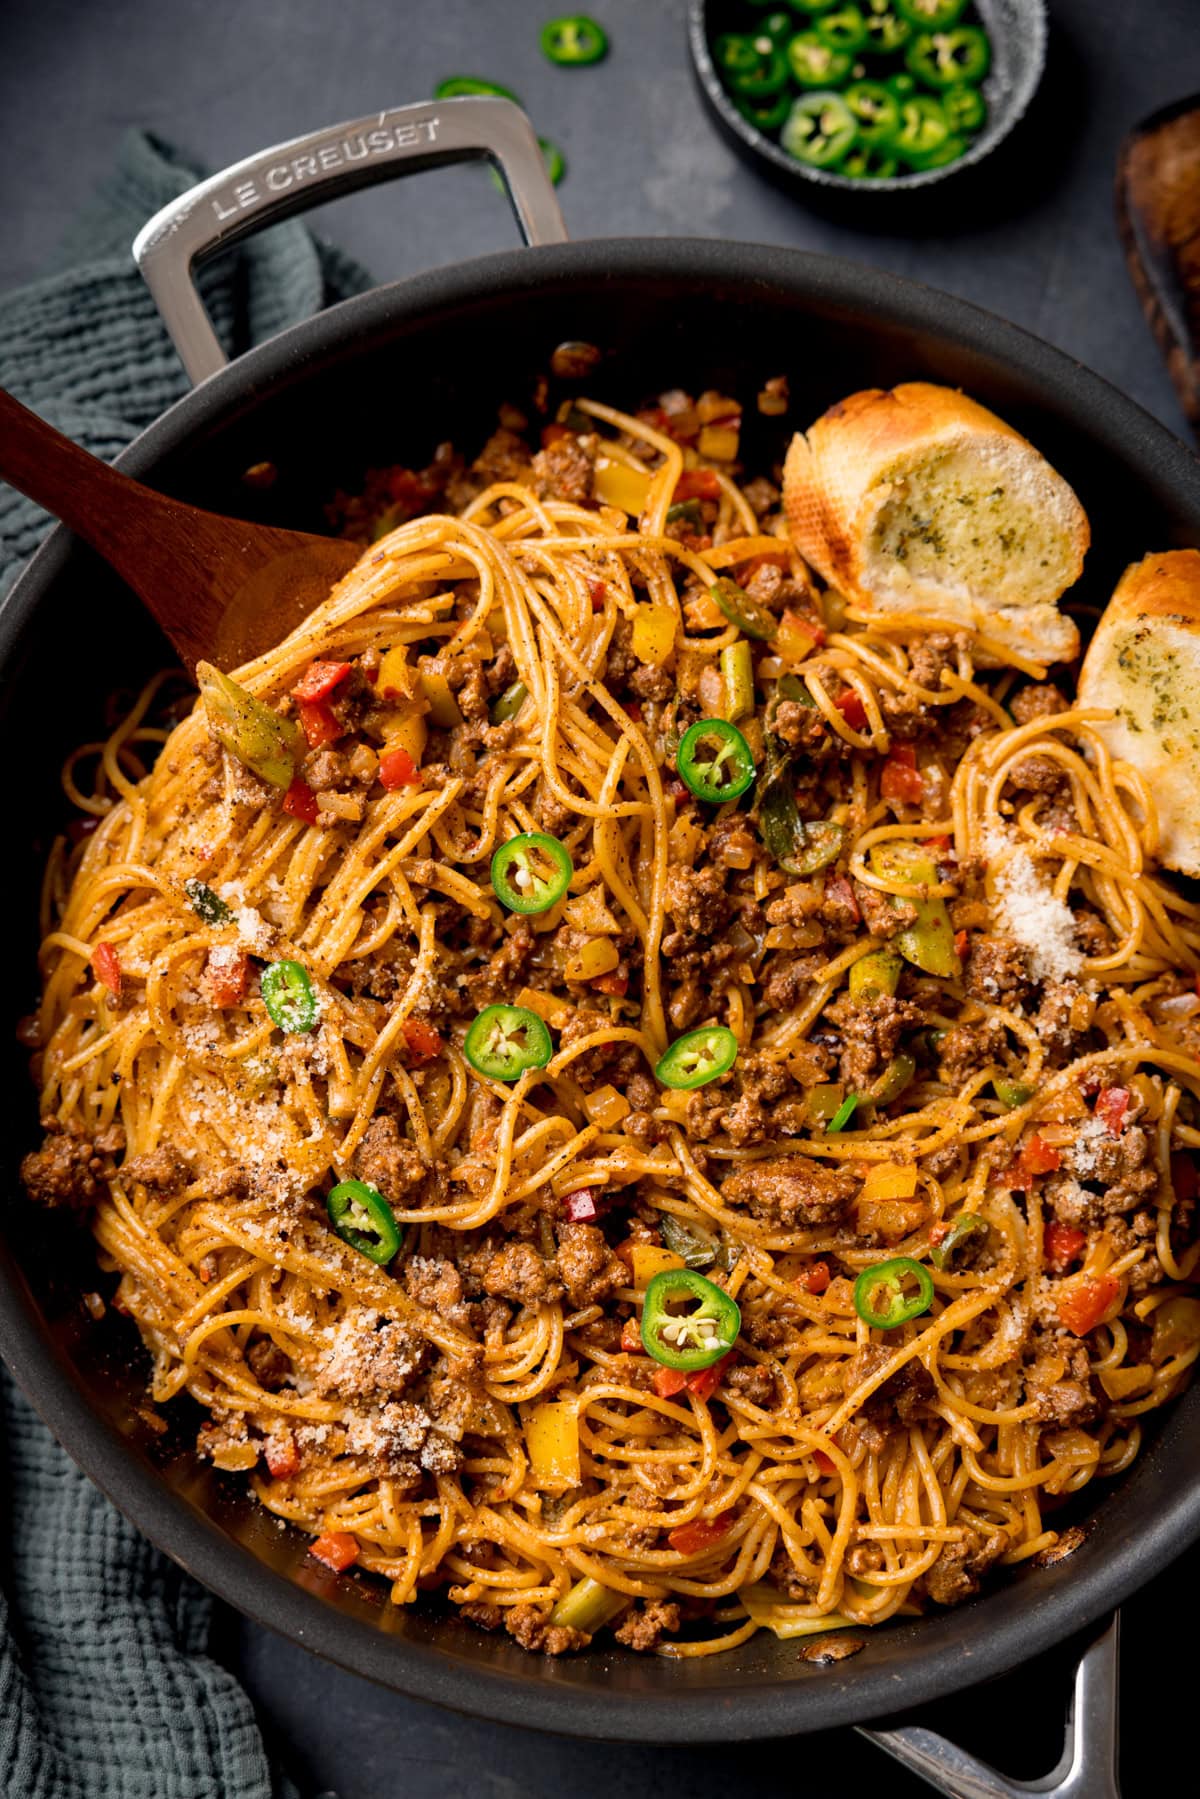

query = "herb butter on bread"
[1078, 548, 1200, 877]
[782, 383, 1088, 664]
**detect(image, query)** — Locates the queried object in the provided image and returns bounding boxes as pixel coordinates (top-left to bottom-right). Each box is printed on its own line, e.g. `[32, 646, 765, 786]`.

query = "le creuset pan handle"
[859, 1613, 1120, 1799]
[132, 97, 567, 386]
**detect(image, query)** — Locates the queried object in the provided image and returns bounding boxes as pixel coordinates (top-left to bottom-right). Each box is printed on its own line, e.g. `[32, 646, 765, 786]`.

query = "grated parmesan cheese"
[985, 830, 1083, 984]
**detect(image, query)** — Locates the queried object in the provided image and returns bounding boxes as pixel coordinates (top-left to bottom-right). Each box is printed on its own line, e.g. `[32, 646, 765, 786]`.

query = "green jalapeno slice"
[655, 1026, 739, 1091]
[993, 1076, 1035, 1110]
[464, 1004, 553, 1081]
[843, 80, 901, 146]
[785, 32, 854, 88]
[930, 1212, 988, 1271]
[756, 9, 797, 43]
[677, 719, 756, 803]
[736, 90, 793, 132]
[491, 680, 529, 723]
[261, 960, 318, 1034]
[539, 16, 609, 64]
[433, 76, 522, 101]
[893, 94, 952, 163]
[895, 0, 966, 26]
[863, 0, 911, 53]
[854, 1256, 935, 1328]
[781, 92, 859, 167]
[185, 878, 232, 925]
[905, 25, 990, 87]
[942, 81, 986, 133]
[327, 1178, 402, 1265]
[491, 832, 573, 914]
[641, 1268, 741, 1371]
[817, 4, 868, 52]
[709, 576, 778, 641]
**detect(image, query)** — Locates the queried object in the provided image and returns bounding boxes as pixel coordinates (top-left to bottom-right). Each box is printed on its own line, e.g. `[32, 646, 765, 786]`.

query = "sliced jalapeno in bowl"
[677, 719, 756, 803]
[895, 0, 966, 25]
[863, 0, 911, 53]
[893, 94, 952, 164]
[844, 80, 902, 146]
[641, 1268, 741, 1371]
[781, 92, 859, 168]
[785, 32, 853, 88]
[464, 1004, 553, 1081]
[854, 1256, 935, 1328]
[656, 1025, 739, 1091]
[906, 25, 990, 87]
[817, 3, 868, 52]
[942, 81, 986, 133]
[491, 832, 573, 915]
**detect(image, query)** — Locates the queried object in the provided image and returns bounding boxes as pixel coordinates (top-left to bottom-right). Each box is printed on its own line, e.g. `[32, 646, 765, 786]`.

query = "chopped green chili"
[848, 948, 903, 1004]
[806, 1082, 846, 1125]
[993, 1076, 1035, 1109]
[942, 81, 986, 133]
[491, 832, 573, 915]
[867, 842, 959, 977]
[906, 25, 990, 86]
[641, 1268, 741, 1370]
[930, 1212, 988, 1271]
[196, 661, 300, 792]
[854, 1256, 934, 1328]
[550, 1577, 629, 1633]
[844, 80, 902, 146]
[261, 960, 318, 1034]
[781, 91, 858, 166]
[826, 1093, 859, 1132]
[540, 15, 609, 65]
[185, 878, 232, 925]
[817, 4, 868, 51]
[661, 1213, 720, 1269]
[491, 680, 528, 723]
[464, 1004, 553, 1081]
[677, 719, 756, 804]
[863, 0, 911, 53]
[539, 137, 566, 185]
[327, 1178, 402, 1265]
[893, 94, 953, 165]
[666, 498, 705, 532]
[785, 33, 854, 89]
[720, 640, 755, 723]
[656, 1025, 739, 1091]
[838, 144, 901, 180]
[709, 576, 777, 641]
[869, 1052, 917, 1105]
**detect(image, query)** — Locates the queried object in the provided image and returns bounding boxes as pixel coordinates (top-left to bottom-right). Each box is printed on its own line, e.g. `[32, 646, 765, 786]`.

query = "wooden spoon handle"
[1117, 94, 1200, 433]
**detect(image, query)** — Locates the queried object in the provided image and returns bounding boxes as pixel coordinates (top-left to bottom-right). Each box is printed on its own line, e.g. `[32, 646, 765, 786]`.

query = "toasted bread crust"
[1079, 549, 1200, 876]
[782, 383, 1088, 662]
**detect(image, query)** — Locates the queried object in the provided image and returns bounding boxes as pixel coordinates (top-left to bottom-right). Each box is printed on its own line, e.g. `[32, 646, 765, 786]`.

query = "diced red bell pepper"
[881, 757, 925, 805]
[686, 1351, 736, 1404]
[379, 746, 422, 790]
[624, 701, 643, 723]
[308, 1530, 359, 1572]
[835, 689, 868, 731]
[1094, 1086, 1130, 1136]
[1044, 1221, 1087, 1274]
[824, 873, 861, 924]
[293, 660, 352, 704]
[813, 1449, 837, 1474]
[202, 946, 249, 1009]
[673, 469, 721, 502]
[265, 1435, 300, 1478]
[1010, 1133, 1062, 1188]
[1172, 1152, 1199, 1202]
[282, 778, 320, 825]
[296, 699, 341, 750]
[92, 942, 122, 996]
[401, 1017, 442, 1063]
[386, 468, 439, 509]
[562, 1187, 601, 1223]
[592, 972, 629, 997]
[954, 929, 970, 959]
[541, 422, 571, 448]
[666, 1511, 734, 1556]
[1057, 1273, 1119, 1337]
[652, 1366, 688, 1399]
[620, 1317, 645, 1354]
[794, 1259, 831, 1295]
[923, 834, 953, 853]
[588, 578, 607, 611]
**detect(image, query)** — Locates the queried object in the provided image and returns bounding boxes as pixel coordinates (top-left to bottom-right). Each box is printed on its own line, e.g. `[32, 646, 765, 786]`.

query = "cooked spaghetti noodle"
[23, 383, 1200, 1658]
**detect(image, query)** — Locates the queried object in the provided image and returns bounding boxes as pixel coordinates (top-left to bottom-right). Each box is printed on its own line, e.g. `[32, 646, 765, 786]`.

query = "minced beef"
[354, 1116, 428, 1204]
[962, 935, 1031, 1005]
[505, 1603, 590, 1655]
[613, 1600, 680, 1651]
[20, 1124, 118, 1209]
[823, 993, 926, 1091]
[247, 1336, 293, 1392]
[122, 1145, 192, 1195]
[1010, 684, 1069, 725]
[482, 1242, 560, 1307]
[663, 865, 730, 952]
[721, 1156, 858, 1228]
[938, 1015, 1009, 1085]
[532, 433, 595, 505]
[556, 1222, 627, 1307]
[919, 1528, 1009, 1606]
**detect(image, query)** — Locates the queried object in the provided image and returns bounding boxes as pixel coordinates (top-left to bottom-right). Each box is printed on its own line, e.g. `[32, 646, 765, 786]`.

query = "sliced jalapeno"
[839, 143, 901, 180]
[710, 576, 778, 641]
[756, 9, 797, 43]
[661, 1213, 720, 1270]
[491, 832, 573, 915]
[327, 1178, 402, 1266]
[433, 75, 522, 101]
[731, 42, 790, 97]
[185, 878, 232, 925]
[261, 960, 318, 1034]
[893, 94, 952, 164]
[667, 498, 705, 532]
[854, 1255, 934, 1328]
[737, 90, 794, 132]
[895, 0, 966, 26]
[781, 92, 859, 168]
[993, 1076, 1035, 1110]
[942, 81, 986, 134]
[464, 1004, 553, 1081]
[641, 1267, 741, 1371]
[785, 32, 854, 88]
[540, 15, 609, 65]
[656, 1025, 739, 1091]
[817, 4, 868, 51]
[677, 719, 756, 803]
[906, 25, 990, 87]
[930, 1212, 988, 1271]
[863, 0, 911, 53]
[843, 80, 901, 146]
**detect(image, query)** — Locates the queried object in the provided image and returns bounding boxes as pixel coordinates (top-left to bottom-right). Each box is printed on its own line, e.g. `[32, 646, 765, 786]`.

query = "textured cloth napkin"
[0, 128, 369, 1798]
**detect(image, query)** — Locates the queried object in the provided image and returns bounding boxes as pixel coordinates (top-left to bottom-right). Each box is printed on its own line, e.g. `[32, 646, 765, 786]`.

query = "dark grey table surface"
[3, 0, 1200, 1794]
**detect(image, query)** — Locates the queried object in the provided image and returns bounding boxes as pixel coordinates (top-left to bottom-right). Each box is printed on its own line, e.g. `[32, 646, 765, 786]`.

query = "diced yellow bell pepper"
[1098, 1364, 1155, 1401]
[564, 936, 620, 981]
[380, 709, 427, 767]
[593, 457, 653, 517]
[630, 1244, 686, 1289]
[631, 603, 676, 666]
[417, 664, 463, 729]
[582, 1085, 631, 1129]
[515, 986, 572, 1029]
[777, 610, 822, 663]
[860, 1162, 919, 1203]
[697, 425, 739, 462]
[525, 1403, 580, 1492]
[376, 645, 418, 703]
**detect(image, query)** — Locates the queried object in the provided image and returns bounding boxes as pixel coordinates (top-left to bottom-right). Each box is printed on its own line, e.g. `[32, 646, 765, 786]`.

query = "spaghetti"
[23, 383, 1200, 1658]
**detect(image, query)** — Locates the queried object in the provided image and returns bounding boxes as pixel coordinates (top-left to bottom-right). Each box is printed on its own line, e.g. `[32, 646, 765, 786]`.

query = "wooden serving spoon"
[0, 387, 361, 672]
[1117, 93, 1200, 432]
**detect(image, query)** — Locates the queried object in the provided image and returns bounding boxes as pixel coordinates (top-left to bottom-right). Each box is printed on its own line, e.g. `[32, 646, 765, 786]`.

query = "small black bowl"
[688, 0, 1046, 195]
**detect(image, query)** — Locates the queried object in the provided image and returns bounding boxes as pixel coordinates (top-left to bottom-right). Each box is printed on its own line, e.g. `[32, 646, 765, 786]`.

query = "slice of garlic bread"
[1078, 548, 1200, 876]
[783, 382, 1088, 663]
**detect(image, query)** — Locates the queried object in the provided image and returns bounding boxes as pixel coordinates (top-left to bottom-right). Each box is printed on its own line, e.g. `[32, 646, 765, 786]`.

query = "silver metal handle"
[859, 1614, 1120, 1799]
[132, 97, 567, 385]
